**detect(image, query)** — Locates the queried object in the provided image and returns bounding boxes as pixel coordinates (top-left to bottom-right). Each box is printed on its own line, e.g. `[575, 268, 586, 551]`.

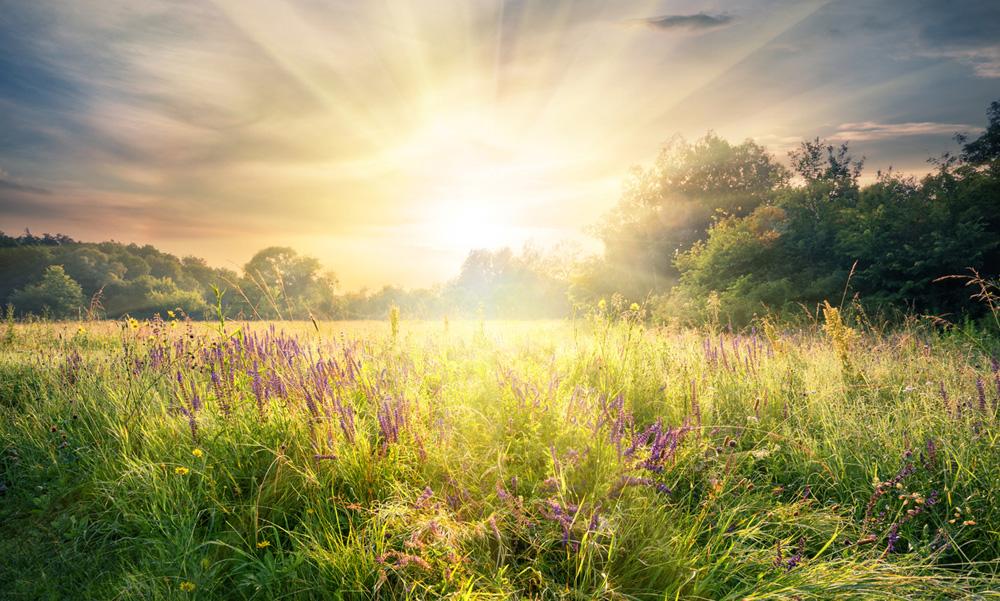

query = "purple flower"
[922, 438, 938, 469]
[588, 510, 601, 532]
[377, 398, 406, 448]
[775, 537, 805, 570]
[415, 486, 433, 507]
[496, 482, 512, 502]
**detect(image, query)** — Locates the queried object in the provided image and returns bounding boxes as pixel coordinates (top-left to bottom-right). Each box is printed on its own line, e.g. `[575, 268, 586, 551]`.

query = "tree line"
[574, 99, 1000, 325]
[0, 235, 571, 320]
[3, 99, 998, 324]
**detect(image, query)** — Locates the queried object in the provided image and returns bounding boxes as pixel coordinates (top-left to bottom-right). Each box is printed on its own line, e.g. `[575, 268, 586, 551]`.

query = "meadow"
[1, 311, 998, 600]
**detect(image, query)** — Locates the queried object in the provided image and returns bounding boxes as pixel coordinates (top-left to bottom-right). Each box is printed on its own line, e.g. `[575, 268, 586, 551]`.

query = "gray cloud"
[814, 0, 1000, 78]
[831, 120, 979, 142]
[638, 13, 734, 32]
[0, 178, 51, 195]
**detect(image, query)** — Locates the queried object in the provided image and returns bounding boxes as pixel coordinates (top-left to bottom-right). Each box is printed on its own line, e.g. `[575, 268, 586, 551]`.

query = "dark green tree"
[10, 265, 84, 318]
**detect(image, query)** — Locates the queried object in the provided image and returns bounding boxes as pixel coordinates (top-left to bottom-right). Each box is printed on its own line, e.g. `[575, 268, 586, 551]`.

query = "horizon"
[2, 1, 999, 289]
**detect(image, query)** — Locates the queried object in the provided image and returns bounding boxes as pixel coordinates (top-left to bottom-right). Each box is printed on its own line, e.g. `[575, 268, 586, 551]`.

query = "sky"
[1, 0, 998, 289]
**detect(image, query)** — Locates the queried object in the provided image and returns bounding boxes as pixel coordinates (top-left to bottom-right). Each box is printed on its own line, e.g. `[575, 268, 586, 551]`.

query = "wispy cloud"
[0, 166, 51, 196]
[0, 179, 51, 195]
[636, 13, 734, 32]
[922, 45, 1000, 78]
[830, 121, 978, 142]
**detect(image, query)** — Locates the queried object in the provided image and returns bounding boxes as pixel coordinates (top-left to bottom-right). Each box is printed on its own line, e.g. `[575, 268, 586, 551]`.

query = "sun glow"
[382, 109, 564, 251]
[0, 0, 849, 288]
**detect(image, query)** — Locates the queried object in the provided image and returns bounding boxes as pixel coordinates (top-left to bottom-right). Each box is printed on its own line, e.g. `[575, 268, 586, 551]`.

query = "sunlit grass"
[0, 316, 997, 599]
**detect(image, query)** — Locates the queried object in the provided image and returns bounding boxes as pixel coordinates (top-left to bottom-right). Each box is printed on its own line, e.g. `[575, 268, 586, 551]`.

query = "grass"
[0, 314, 998, 599]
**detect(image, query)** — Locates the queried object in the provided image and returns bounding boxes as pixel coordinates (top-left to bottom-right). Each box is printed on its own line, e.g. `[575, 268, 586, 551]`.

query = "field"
[1, 315, 998, 600]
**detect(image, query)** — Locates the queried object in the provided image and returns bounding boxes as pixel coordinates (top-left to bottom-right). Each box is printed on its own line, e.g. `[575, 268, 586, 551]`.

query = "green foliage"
[102, 275, 208, 318]
[959, 100, 1000, 166]
[670, 174, 998, 326]
[9, 265, 84, 318]
[580, 133, 790, 301]
[0, 236, 576, 321]
[239, 247, 339, 319]
[0, 237, 241, 320]
[662, 101, 1000, 326]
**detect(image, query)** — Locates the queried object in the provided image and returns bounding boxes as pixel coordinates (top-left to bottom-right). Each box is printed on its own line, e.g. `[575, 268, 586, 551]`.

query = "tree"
[102, 275, 208, 318]
[669, 103, 1000, 326]
[55, 246, 126, 295]
[446, 247, 571, 318]
[959, 100, 1000, 167]
[10, 265, 84, 318]
[589, 133, 789, 300]
[789, 138, 864, 190]
[239, 247, 338, 319]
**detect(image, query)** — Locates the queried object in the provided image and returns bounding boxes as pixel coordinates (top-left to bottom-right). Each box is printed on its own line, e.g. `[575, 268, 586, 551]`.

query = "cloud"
[830, 121, 979, 142]
[922, 46, 1000, 78]
[637, 13, 734, 32]
[881, 0, 1000, 78]
[0, 178, 51, 195]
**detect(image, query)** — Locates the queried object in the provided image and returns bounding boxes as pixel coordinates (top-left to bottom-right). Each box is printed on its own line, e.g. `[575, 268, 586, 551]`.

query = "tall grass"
[0, 315, 997, 599]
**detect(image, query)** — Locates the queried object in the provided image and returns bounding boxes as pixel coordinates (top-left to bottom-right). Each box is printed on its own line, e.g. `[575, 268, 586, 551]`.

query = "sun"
[421, 203, 514, 252]
[384, 110, 545, 252]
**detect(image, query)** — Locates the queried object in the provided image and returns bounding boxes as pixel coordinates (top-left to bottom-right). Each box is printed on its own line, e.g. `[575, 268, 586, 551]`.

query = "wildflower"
[629, 302, 640, 312]
[174, 466, 190, 475]
[821, 301, 858, 365]
[167, 310, 176, 319]
[414, 486, 433, 508]
[179, 581, 196, 592]
[962, 520, 976, 526]
[597, 298, 607, 311]
[256, 540, 271, 549]
[191, 448, 203, 458]
[496, 481, 512, 502]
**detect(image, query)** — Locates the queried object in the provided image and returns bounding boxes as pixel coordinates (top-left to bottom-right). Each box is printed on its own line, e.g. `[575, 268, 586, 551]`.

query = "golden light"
[15, 0, 841, 287]
[377, 107, 566, 252]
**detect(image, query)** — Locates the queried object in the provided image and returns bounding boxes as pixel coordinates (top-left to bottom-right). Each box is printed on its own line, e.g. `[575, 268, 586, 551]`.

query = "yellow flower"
[179, 581, 196, 592]
[191, 448, 203, 458]
[597, 299, 607, 311]
[174, 466, 190, 476]
[629, 302, 640, 312]
[167, 310, 176, 319]
[256, 540, 271, 549]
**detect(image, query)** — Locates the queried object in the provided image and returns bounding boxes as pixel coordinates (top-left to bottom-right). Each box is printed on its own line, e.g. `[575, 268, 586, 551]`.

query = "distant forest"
[3, 99, 998, 324]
